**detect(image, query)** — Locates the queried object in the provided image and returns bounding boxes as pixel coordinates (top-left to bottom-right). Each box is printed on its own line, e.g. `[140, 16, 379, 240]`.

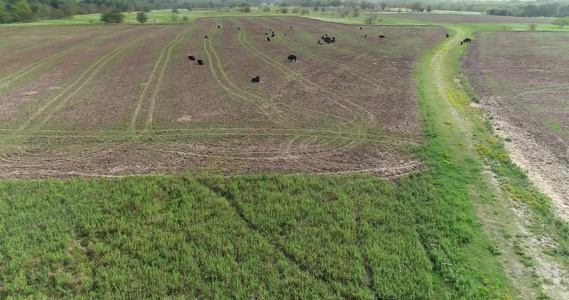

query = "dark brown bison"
[379, 35, 386, 39]
[463, 38, 472, 43]
[188, 55, 196, 61]
[197, 60, 204, 65]
[251, 76, 260, 83]
[288, 55, 297, 62]
[267, 37, 271, 41]
[446, 33, 449, 38]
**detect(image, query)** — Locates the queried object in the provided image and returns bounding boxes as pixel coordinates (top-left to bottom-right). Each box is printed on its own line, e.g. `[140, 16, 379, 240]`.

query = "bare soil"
[0, 18, 444, 178]
[464, 32, 569, 220]
[377, 13, 553, 24]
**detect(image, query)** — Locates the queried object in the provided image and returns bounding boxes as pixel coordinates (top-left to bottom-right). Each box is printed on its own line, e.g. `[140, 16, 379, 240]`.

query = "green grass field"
[1, 8, 569, 300]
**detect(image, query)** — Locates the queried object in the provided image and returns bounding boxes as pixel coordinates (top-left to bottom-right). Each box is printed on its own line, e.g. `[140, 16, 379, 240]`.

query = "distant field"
[375, 12, 553, 24]
[464, 32, 569, 218]
[0, 17, 445, 178]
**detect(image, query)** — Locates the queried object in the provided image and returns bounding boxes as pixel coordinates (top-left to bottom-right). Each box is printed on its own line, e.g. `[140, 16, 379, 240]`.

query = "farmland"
[0, 17, 445, 178]
[2, 10, 569, 300]
[464, 32, 569, 220]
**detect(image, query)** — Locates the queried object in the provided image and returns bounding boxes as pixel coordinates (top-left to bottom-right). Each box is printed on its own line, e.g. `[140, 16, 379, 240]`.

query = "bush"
[300, 9, 309, 15]
[314, 6, 319, 12]
[262, 6, 270, 12]
[101, 9, 125, 23]
[529, 23, 537, 30]
[182, 16, 188, 22]
[136, 11, 147, 24]
[340, 10, 350, 17]
[292, 7, 300, 14]
[142, 6, 151, 13]
[281, 7, 289, 14]
[171, 13, 178, 21]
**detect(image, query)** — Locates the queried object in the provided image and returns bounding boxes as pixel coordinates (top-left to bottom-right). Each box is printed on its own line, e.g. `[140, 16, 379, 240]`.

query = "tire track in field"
[0, 27, 172, 148]
[195, 179, 345, 297]
[127, 27, 190, 135]
[235, 21, 369, 154]
[355, 197, 377, 298]
[200, 25, 289, 126]
[0, 28, 138, 89]
[236, 22, 375, 131]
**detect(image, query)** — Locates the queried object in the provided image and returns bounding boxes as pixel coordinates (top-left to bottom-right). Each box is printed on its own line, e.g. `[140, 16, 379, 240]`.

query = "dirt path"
[432, 25, 569, 299]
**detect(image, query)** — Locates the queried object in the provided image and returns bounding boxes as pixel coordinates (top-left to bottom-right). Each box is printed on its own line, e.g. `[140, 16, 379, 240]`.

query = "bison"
[267, 37, 271, 42]
[204, 35, 208, 38]
[379, 35, 386, 39]
[364, 35, 367, 38]
[188, 55, 196, 61]
[251, 76, 260, 83]
[360, 27, 362, 30]
[463, 38, 472, 43]
[318, 40, 322, 45]
[288, 55, 297, 62]
[217, 25, 221, 28]
[197, 60, 204, 65]
[446, 33, 449, 38]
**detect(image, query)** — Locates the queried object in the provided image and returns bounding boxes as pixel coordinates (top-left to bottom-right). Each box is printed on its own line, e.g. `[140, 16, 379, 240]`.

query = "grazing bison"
[331, 37, 335, 43]
[323, 37, 331, 43]
[267, 37, 271, 42]
[265, 32, 268, 35]
[290, 26, 293, 29]
[364, 35, 367, 38]
[188, 55, 196, 61]
[446, 33, 449, 38]
[321, 35, 325, 39]
[197, 60, 204, 65]
[284, 33, 287, 36]
[379, 35, 386, 39]
[460, 41, 463, 45]
[217, 25, 221, 28]
[251, 76, 260, 83]
[238, 27, 241, 30]
[271, 33, 275, 37]
[288, 55, 297, 62]
[318, 40, 322, 45]
[463, 38, 472, 43]
[360, 27, 362, 30]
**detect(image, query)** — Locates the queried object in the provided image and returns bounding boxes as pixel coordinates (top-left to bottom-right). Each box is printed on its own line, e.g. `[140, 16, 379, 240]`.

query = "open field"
[0, 17, 445, 178]
[464, 32, 569, 220]
[3, 12, 569, 300]
[375, 13, 554, 24]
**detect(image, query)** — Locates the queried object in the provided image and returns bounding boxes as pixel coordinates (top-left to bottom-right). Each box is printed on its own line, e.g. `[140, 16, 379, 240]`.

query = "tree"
[182, 16, 188, 22]
[529, 23, 537, 31]
[380, 2, 388, 10]
[314, 6, 319, 12]
[426, 5, 432, 13]
[300, 9, 309, 15]
[321, 7, 326, 14]
[263, 6, 270, 12]
[142, 6, 151, 13]
[408, 2, 424, 12]
[171, 13, 178, 22]
[101, 9, 125, 23]
[353, 9, 359, 18]
[552, 17, 569, 28]
[292, 7, 300, 14]
[340, 10, 349, 17]
[360, 1, 374, 10]
[281, 7, 289, 14]
[136, 11, 147, 24]
[172, 7, 179, 14]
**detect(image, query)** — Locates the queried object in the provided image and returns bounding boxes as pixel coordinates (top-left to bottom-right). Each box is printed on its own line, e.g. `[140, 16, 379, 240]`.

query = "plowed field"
[0, 18, 445, 178]
[464, 32, 569, 218]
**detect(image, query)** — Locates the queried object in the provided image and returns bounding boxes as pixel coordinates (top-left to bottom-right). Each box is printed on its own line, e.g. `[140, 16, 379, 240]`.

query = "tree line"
[2, 0, 569, 24]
